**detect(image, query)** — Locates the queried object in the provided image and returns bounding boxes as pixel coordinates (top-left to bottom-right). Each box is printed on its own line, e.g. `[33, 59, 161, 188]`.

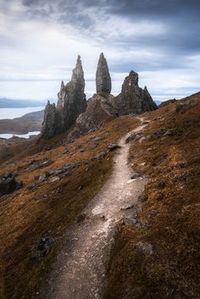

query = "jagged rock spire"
[41, 101, 57, 138]
[60, 80, 64, 90]
[112, 70, 157, 115]
[42, 56, 87, 139]
[71, 55, 85, 90]
[96, 53, 111, 94]
[122, 70, 139, 94]
[56, 55, 86, 131]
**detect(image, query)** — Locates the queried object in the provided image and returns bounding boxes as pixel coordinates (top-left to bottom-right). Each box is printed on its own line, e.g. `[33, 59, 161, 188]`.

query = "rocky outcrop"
[0, 173, 23, 196]
[41, 101, 57, 138]
[96, 53, 111, 94]
[112, 71, 157, 115]
[68, 94, 116, 139]
[42, 56, 87, 138]
[42, 55, 157, 139]
[68, 68, 157, 140]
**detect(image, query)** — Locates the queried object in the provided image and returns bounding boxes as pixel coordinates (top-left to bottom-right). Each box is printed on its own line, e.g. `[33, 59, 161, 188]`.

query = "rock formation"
[41, 101, 57, 138]
[0, 173, 22, 196]
[96, 53, 112, 94]
[74, 94, 116, 135]
[112, 70, 157, 115]
[42, 56, 87, 138]
[42, 54, 157, 139]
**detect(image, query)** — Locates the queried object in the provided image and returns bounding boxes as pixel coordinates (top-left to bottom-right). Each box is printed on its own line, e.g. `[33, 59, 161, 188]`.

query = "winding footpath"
[42, 118, 148, 299]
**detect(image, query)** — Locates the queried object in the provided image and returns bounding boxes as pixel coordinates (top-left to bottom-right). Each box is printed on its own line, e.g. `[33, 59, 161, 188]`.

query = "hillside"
[0, 110, 43, 134]
[0, 114, 140, 299]
[0, 93, 199, 298]
[104, 92, 200, 298]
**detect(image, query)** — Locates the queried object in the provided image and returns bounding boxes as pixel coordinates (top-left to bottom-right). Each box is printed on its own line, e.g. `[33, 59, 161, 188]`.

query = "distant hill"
[0, 110, 44, 134]
[0, 98, 46, 108]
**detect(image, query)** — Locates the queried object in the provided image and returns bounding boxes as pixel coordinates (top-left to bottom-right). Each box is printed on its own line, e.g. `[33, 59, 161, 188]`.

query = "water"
[0, 131, 40, 139]
[0, 106, 44, 120]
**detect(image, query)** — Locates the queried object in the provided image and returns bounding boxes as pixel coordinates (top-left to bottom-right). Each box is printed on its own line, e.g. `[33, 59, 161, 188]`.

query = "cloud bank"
[0, 0, 200, 100]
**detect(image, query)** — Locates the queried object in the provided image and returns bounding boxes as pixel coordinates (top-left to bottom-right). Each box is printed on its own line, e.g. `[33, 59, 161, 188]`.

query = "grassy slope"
[104, 93, 200, 298]
[0, 116, 139, 299]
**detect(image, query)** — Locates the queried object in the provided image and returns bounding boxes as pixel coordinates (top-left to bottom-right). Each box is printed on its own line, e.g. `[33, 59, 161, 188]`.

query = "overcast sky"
[0, 0, 200, 101]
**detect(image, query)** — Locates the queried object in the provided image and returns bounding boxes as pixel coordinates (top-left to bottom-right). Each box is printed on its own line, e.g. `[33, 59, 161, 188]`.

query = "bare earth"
[41, 118, 147, 299]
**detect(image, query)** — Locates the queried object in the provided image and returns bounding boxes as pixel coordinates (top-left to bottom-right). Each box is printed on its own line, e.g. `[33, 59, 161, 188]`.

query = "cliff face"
[112, 70, 157, 115]
[41, 56, 87, 138]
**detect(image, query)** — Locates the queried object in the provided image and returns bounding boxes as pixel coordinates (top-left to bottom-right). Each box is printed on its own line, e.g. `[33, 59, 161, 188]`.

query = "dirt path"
[42, 118, 147, 299]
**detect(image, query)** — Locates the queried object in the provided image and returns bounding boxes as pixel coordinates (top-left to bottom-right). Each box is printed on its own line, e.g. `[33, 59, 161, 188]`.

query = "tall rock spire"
[57, 55, 86, 131]
[42, 55, 87, 138]
[41, 101, 57, 138]
[96, 53, 111, 94]
[71, 55, 85, 91]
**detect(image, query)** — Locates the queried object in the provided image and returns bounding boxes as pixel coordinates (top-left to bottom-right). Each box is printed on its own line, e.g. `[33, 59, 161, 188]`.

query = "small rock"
[27, 159, 53, 171]
[91, 136, 102, 142]
[123, 216, 137, 225]
[136, 241, 153, 255]
[49, 176, 60, 183]
[92, 151, 107, 161]
[38, 173, 48, 183]
[31, 235, 53, 260]
[163, 129, 175, 137]
[126, 132, 142, 143]
[131, 173, 142, 180]
[77, 213, 86, 223]
[142, 120, 150, 125]
[121, 204, 135, 210]
[108, 143, 121, 151]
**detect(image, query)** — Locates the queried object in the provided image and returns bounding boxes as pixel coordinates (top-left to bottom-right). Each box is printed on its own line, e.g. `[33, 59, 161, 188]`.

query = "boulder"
[136, 241, 153, 255]
[0, 173, 22, 196]
[108, 143, 121, 151]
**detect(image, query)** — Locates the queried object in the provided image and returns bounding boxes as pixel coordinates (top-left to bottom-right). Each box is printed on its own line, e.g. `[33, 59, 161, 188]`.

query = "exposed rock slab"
[69, 93, 116, 139]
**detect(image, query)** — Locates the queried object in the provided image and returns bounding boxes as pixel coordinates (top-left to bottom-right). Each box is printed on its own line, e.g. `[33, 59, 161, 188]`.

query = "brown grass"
[104, 93, 200, 298]
[0, 116, 139, 299]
